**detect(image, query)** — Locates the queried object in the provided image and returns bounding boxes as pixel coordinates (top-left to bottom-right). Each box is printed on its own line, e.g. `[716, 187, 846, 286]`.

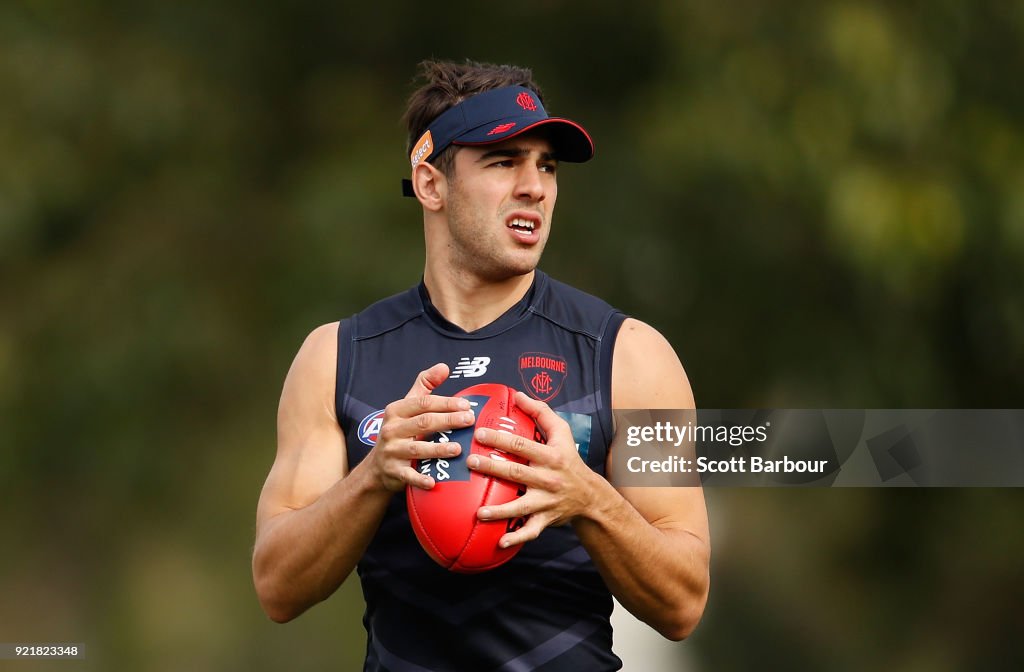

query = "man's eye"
[491, 160, 514, 168]
[540, 163, 558, 174]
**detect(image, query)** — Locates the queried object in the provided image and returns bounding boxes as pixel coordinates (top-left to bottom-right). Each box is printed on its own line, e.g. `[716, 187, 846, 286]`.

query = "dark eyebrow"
[476, 148, 558, 163]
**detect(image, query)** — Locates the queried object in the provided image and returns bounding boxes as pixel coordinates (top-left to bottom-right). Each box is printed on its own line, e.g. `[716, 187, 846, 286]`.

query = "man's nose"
[514, 165, 546, 202]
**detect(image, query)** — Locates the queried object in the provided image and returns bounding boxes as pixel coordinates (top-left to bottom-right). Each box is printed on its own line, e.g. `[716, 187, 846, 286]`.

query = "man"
[253, 60, 710, 671]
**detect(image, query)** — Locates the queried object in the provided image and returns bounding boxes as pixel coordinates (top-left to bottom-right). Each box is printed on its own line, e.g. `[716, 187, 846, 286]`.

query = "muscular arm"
[252, 325, 472, 622]
[470, 318, 709, 640]
[575, 318, 710, 640]
[253, 323, 388, 622]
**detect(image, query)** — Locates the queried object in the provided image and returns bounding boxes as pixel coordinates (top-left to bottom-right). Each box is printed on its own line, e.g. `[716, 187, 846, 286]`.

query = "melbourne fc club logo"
[516, 91, 537, 111]
[518, 352, 568, 402]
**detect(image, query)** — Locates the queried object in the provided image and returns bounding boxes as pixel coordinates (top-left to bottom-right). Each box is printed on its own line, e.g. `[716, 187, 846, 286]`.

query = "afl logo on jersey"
[357, 409, 386, 446]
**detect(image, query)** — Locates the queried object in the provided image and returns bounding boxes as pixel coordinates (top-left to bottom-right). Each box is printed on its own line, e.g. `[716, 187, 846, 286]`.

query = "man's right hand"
[369, 363, 475, 492]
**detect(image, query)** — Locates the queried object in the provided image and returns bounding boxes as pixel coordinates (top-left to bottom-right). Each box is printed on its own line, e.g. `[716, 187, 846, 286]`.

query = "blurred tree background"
[2, 1, 1022, 670]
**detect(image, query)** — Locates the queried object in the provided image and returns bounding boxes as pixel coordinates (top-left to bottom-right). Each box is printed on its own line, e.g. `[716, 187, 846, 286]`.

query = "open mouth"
[507, 217, 537, 234]
[506, 213, 541, 242]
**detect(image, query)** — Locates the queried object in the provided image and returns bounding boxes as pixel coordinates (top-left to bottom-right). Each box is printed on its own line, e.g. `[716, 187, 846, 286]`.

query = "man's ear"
[412, 162, 446, 211]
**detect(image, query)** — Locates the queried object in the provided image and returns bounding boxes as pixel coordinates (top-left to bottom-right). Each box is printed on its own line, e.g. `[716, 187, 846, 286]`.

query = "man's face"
[442, 134, 558, 282]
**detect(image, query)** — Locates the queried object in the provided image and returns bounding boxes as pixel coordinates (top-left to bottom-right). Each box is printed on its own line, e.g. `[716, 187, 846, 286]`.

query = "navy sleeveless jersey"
[335, 270, 627, 672]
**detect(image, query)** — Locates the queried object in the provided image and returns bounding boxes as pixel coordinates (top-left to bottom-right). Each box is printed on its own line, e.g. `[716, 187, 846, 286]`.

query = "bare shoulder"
[280, 322, 340, 412]
[278, 321, 343, 454]
[611, 318, 694, 410]
[257, 322, 346, 529]
[609, 321, 708, 545]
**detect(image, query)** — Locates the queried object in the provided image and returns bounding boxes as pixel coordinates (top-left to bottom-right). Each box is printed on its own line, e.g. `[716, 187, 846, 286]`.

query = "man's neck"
[422, 267, 535, 332]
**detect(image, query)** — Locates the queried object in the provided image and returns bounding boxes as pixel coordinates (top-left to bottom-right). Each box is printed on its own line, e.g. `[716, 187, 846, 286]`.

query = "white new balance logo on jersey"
[450, 356, 490, 378]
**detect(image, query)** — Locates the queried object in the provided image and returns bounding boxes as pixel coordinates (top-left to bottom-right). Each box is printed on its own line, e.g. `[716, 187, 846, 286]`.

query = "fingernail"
[476, 428, 488, 440]
[457, 399, 471, 410]
[468, 455, 480, 468]
[480, 508, 491, 519]
[499, 539, 510, 548]
[448, 443, 460, 456]
[462, 411, 475, 424]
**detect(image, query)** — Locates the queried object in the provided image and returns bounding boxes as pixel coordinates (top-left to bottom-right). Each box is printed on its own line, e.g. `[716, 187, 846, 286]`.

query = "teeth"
[510, 218, 536, 231]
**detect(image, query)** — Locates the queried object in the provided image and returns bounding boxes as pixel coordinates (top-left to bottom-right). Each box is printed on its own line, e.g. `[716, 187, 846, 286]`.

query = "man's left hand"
[467, 391, 603, 548]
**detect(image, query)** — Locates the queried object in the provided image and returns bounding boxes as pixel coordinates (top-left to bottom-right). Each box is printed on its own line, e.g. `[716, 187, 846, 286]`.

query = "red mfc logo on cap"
[516, 92, 537, 111]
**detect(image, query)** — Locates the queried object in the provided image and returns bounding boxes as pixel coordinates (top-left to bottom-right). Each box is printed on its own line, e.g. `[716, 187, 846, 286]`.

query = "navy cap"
[402, 85, 594, 197]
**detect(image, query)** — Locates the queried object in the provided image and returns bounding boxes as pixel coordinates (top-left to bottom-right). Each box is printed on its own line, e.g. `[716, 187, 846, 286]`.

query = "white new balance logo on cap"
[450, 356, 490, 378]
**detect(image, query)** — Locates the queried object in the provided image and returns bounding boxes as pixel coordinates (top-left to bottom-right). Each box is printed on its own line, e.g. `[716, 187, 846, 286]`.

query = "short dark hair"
[403, 59, 545, 177]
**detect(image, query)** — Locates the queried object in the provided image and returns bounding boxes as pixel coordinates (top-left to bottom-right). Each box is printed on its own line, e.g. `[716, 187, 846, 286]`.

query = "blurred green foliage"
[1, 1, 1022, 670]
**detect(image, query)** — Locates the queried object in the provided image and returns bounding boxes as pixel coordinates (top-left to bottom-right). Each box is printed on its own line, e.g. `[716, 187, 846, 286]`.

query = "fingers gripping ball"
[406, 383, 540, 573]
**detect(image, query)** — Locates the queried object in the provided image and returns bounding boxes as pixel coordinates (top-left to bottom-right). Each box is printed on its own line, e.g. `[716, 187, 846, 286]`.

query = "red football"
[406, 383, 536, 573]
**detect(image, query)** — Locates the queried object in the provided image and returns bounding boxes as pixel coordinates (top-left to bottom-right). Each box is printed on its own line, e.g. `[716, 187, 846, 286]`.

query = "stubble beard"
[446, 181, 546, 283]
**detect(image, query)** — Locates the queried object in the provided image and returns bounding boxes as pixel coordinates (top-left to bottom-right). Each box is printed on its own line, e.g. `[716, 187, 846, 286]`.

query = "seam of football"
[455, 470, 496, 567]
